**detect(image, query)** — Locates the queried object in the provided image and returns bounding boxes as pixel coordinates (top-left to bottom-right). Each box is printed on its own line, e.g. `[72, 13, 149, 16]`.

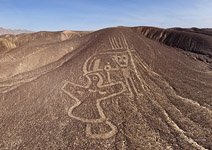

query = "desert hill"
[0, 27, 32, 36]
[132, 27, 212, 63]
[0, 30, 89, 54]
[0, 26, 211, 150]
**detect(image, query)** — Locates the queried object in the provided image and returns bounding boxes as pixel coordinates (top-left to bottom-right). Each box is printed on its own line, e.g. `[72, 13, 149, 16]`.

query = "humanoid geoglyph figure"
[62, 53, 126, 139]
[62, 48, 142, 139]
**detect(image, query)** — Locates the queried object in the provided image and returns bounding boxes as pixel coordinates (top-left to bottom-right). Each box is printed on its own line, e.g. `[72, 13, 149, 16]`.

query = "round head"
[113, 54, 129, 67]
[85, 72, 103, 88]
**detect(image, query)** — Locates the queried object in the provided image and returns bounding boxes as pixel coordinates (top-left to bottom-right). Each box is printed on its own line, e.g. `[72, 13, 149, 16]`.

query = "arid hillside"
[0, 30, 89, 55]
[0, 27, 32, 36]
[132, 26, 212, 63]
[0, 26, 211, 150]
[133, 27, 212, 62]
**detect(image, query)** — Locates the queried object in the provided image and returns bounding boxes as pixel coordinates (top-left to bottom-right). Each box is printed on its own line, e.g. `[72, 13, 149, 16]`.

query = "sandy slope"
[0, 26, 211, 150]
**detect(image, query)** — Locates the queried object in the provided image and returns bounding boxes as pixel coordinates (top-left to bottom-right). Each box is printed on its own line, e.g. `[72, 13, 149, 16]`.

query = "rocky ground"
[0, 26, 211, 150]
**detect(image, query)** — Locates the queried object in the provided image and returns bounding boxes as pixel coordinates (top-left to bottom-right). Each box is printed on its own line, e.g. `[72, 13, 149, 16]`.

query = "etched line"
[148, 69, 212, 113]
[86, 120, 118, 139]
[134, 67, 209, 150]
[121, 33, 129, 49]
[110, 37, 116, 49]
[117, 37, 124, 48]
[112, 37, 120, 49]
[109, 38, 115, 49]
[162, 109, 207, 150]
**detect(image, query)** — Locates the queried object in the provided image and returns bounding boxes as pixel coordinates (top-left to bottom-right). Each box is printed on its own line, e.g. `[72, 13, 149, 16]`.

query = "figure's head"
[85, 72, 103, 89]
[113, 54, 129, 67]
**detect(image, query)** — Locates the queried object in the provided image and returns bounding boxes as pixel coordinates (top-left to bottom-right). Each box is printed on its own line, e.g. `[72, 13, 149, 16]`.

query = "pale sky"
[0, 0, 211, 31]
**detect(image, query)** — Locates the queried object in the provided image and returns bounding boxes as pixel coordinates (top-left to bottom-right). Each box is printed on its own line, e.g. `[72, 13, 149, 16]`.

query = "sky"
[0, 0, 211, 31]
